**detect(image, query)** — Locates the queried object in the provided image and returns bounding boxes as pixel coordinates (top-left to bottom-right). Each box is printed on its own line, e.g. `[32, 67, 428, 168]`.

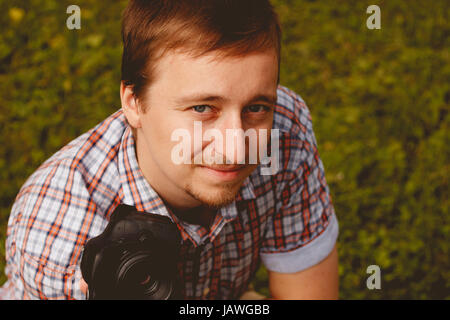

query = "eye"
[244, 105, 270, 113]
[191, 105, 212, 113]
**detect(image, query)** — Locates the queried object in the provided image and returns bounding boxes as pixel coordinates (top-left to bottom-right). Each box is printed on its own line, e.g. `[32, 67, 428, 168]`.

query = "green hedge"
[0, 0, 448, 299]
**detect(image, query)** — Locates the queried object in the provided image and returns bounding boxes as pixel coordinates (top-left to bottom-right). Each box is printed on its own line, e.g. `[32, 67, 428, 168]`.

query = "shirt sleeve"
[1, 158, 101, 299]
[260, 89, 339, 273]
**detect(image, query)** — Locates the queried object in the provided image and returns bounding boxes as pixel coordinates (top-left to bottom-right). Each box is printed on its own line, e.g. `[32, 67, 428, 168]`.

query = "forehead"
[148, 49, 279, 101]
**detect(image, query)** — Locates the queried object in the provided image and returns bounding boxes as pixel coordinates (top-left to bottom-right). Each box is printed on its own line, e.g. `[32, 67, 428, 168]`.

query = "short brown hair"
[121, 0, 281, 108]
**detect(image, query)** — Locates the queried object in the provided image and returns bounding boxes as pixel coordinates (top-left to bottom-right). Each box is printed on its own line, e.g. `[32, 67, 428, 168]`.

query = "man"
[0, 0, 339, 299]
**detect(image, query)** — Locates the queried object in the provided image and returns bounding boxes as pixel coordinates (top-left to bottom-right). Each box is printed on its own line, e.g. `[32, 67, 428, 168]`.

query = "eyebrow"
[174, 93, 277, 106]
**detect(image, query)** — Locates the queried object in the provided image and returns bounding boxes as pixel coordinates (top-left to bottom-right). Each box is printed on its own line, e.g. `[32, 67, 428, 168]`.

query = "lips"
[199, 165, 244, 181]
[202, 165, 245, 172]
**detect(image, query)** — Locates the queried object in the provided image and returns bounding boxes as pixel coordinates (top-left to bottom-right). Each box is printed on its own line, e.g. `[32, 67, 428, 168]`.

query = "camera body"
[80, 204, 182, 300]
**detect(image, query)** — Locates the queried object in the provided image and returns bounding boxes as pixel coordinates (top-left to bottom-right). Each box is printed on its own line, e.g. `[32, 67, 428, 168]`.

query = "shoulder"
[24, 109, 126, 188]
[9, 110, 127, 241]
[250, 85, 321, 197]
[274, 85, 314, 140]
[48, 109, 127, 176]
[275, 85, 319, 173]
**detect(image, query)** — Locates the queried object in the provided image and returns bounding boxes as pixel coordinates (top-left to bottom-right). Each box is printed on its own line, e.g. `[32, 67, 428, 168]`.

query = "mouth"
[198, 165, 245, 181]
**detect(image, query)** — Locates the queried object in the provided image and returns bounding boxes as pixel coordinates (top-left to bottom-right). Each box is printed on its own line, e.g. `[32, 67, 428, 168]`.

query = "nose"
[217, 111, 246, 165]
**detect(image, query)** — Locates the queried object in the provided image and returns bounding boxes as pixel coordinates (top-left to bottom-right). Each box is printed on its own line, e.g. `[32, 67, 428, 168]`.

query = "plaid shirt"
[0, 85, 338, 300]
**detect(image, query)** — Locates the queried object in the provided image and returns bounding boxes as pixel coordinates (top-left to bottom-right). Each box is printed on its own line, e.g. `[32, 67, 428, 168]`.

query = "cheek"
[142, 113, 197, 168]
[141, 111, 184, 147]
[251, 122, 273, 142]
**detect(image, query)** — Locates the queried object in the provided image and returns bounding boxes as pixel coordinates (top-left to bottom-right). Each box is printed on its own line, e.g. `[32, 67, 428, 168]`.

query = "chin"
[185, 183, 242, 209]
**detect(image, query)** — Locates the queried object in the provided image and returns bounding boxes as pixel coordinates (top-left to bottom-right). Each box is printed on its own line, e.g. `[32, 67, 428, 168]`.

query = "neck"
[169, 205, 217, 230]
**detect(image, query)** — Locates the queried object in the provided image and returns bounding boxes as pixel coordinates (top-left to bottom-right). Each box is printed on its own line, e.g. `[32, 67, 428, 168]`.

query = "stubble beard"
[184, 180, 243, 209]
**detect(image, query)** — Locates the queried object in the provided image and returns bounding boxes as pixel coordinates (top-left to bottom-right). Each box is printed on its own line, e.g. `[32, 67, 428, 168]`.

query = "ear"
[120, 81, 142, 128]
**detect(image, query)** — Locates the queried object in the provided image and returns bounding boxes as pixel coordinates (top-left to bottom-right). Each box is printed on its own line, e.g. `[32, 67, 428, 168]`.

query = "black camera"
[80, 204, 182, 300]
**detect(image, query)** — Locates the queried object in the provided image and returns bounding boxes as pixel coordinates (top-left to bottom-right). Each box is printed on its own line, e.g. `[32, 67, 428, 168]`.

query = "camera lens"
[116, 251, 174, 300]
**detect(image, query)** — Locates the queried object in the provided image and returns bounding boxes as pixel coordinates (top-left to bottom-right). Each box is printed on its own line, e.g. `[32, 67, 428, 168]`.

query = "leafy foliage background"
[0, 0, 448, 299]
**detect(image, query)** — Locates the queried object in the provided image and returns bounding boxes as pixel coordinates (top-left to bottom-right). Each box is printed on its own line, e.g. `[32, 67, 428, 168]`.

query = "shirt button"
[203, 287, 210, 296]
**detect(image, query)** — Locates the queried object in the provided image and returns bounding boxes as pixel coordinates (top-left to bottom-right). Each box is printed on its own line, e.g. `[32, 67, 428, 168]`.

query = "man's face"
[132, 49, 279, 211]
